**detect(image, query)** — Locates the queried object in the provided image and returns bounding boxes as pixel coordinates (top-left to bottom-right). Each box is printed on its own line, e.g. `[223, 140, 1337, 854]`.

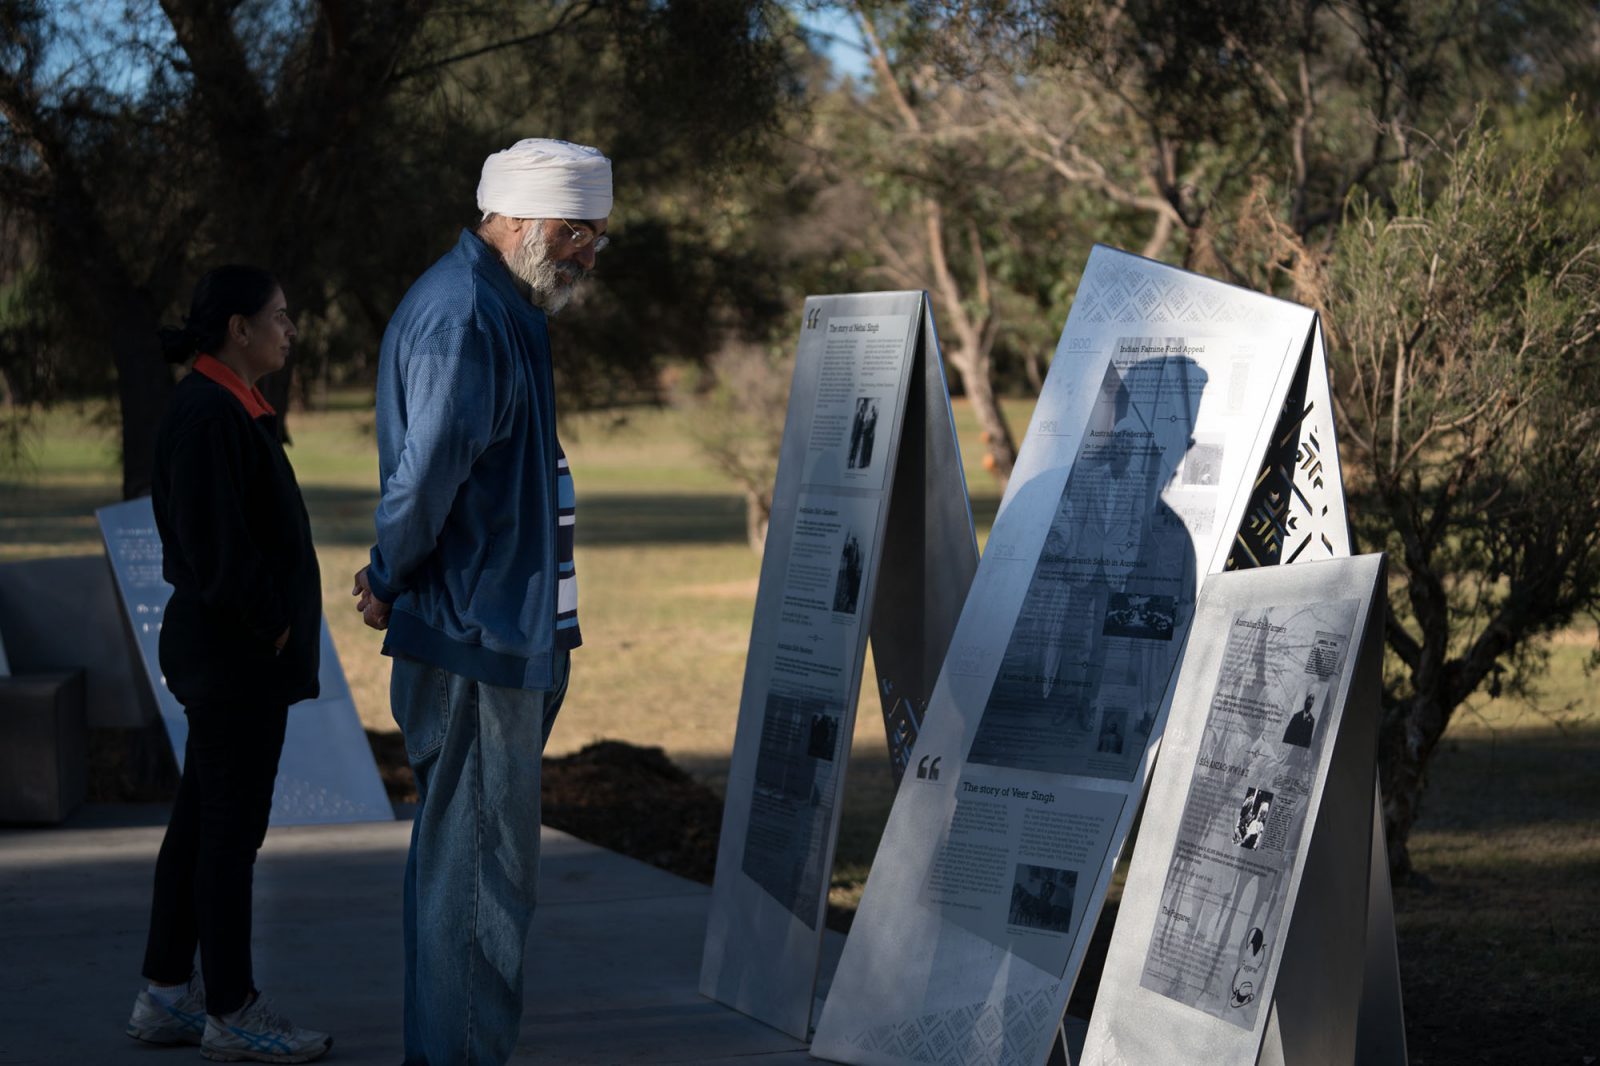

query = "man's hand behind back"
[352, 566, 392, 631]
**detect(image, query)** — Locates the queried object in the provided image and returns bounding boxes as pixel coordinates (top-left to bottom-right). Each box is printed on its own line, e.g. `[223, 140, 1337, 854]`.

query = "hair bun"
[158, 324, 200, 365]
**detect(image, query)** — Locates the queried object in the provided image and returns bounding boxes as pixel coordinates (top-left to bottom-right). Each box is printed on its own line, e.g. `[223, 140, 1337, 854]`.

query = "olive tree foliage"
[0, 0, 800, 495]
[1326, 115, 1600, 877]
[1083, 101, 1600, 880]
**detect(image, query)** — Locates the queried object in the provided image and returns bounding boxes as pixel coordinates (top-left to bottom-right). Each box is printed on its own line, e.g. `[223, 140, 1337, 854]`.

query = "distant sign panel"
[97, 497, 391, 825]
[701, 292, 979, 1039]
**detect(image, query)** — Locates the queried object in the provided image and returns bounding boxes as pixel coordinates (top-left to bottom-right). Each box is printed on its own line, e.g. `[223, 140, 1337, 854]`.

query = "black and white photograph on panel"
[1182, 438, 1225, 486]
[740, 690, 841, 929]
[846, 395, 881, 470]
[1281, 689, 1318, 747]
[1096, 709, 1128, 754]
[808, 710, 841, 760]
[833, 530, 864, 614]
[967, 348, 1205, 782]
[1102, 592, 1178, 641]
[1233, 787, 1274, 850]
[1008, 864, 1078, 934]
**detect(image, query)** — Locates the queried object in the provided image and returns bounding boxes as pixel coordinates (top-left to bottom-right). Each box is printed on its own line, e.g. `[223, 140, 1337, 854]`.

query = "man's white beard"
[506, 224, 588, 314]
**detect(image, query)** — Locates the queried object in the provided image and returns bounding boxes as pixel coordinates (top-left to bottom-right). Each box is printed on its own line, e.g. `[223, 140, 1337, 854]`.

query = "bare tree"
[822, 2, 1019, 486]
[912, 0, 1454, 272]
[670, 344, 794, 551]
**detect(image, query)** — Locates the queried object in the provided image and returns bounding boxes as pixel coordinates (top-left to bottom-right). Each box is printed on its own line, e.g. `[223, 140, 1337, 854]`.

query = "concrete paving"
[0, 807, 841, 1065]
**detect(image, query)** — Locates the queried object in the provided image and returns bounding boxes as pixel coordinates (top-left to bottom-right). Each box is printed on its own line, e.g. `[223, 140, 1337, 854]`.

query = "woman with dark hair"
[124, 265, 332, 1063]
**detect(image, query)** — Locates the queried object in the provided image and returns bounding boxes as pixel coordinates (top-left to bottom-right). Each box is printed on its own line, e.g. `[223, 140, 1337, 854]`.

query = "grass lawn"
[2, 395, 1595, 1062]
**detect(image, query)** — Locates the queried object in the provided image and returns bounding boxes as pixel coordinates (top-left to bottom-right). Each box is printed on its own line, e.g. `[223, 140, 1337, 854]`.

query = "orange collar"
[193, 354, 276, 418]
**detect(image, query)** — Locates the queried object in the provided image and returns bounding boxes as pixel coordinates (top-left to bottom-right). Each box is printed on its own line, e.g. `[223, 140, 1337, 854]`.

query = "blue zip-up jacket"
[367, 229, 562, 690]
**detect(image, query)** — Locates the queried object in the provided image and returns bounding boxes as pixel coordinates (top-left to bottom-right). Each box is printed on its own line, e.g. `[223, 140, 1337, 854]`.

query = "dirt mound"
[367, 733, 724, 886]
[540, 740, 724, 885]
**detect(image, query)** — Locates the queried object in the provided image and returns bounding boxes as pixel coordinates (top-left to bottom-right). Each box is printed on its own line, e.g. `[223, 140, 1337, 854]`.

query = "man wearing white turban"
[352, 136, 611, 1065]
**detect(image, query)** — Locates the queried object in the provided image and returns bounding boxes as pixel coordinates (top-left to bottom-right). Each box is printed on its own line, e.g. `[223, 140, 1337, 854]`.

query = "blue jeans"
[391, 653, 569, 1066]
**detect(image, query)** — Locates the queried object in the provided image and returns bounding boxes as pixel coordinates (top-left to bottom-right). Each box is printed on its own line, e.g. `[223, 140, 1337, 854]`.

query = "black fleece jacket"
[152, 371, 322, 707]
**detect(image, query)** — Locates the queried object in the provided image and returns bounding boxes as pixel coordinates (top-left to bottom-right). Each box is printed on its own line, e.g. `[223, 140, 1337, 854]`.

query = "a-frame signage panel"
[700, 292, 978, 1039]
[96, 498, 391, 825]
[869, 302, 983, 788]
[811, 247, 1352, 1066]
[1221, 321, 1408, 1066]
[1079, 555, 1389, 1066]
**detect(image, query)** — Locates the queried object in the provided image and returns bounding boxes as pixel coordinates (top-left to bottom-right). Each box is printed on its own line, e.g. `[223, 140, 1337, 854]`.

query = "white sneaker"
[126, 972, 207, 1045]
[200, 993, 332, 1063]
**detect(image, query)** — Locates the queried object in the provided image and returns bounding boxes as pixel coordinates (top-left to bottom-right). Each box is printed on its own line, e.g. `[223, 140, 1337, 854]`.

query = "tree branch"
[391, 2, 597, 82]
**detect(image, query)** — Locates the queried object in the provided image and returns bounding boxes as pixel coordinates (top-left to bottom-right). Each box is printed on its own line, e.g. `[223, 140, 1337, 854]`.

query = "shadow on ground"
[573, 493, 748, 546]
[1394, 724, 1600, 1064]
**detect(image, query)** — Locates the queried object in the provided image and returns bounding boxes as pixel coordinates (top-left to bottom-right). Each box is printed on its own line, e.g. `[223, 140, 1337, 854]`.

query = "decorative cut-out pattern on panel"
[1069, 257, 1346, 571]
[1228, 339, 1345, 570]
[846, 986, 1063, 1066]
[1075, 263, 1246, 328]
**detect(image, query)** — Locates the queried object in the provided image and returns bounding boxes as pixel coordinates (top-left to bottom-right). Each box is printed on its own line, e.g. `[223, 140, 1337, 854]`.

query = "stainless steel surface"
[1079, 556, 1386, 1066]
[1224, 323, 1350, 571]
[812, 246, 1349, 1066]
[868, 300, 981, 786]
[700, 292, 977, 1039]
[1356, 781, 1410, 1065]
[95, 498, 391, 825]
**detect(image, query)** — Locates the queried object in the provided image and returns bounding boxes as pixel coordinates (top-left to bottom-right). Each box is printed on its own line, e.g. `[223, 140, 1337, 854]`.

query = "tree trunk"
[259, 357, 297, 445]
[1023, 348, 1046, 394]
[111, 294, 174, 500]
[1377, 692, 1450, 881]
[948, 351, 1017, 486]
[745, 488, 770, 555]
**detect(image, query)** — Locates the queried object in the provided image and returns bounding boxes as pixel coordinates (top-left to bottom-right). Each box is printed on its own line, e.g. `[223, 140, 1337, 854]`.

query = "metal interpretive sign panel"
[812, 246, 1353, 1066]
[97, 497, 392, 824]
[700, 292, 979, 1040]
[1079, 555, 1387, 1066]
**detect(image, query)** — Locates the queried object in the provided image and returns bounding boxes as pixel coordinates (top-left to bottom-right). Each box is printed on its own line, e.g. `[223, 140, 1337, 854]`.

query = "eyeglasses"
[560, 219, 610, 253]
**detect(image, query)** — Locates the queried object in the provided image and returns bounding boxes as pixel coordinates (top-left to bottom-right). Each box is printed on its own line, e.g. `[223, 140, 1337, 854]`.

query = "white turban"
[476, 138, 613, 221]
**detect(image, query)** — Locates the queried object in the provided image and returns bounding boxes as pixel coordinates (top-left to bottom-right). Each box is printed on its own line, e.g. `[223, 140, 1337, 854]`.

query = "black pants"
[141, 701, 289, 1016]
